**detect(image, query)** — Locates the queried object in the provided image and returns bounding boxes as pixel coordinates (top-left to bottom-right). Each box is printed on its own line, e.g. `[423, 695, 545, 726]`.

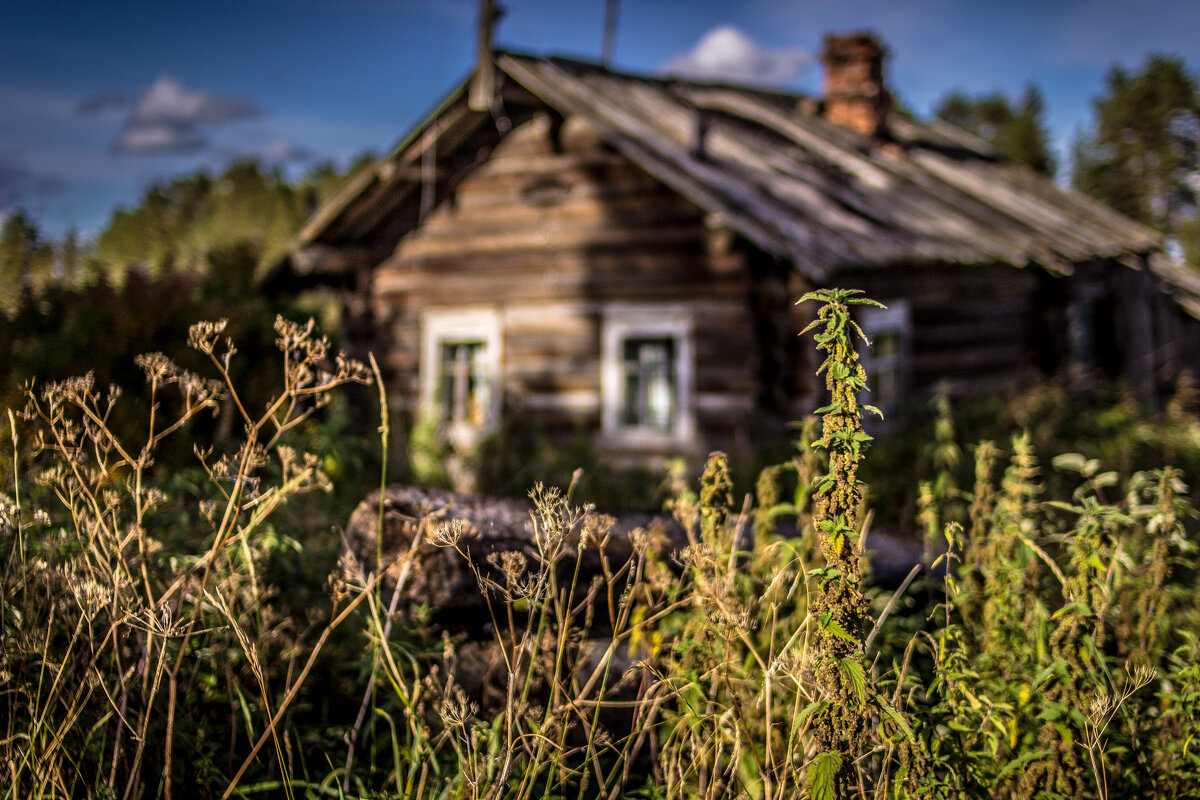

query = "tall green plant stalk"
[799, 289, 882, 799]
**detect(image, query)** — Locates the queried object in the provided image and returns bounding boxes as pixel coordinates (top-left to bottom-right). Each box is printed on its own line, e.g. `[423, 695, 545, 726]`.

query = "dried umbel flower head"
[329, 550, 366, 602]
[134, 352, 178, 383]
[437, 684, 478, 728]
[188, 320, 229, 355]
[430, 519, 470, 548]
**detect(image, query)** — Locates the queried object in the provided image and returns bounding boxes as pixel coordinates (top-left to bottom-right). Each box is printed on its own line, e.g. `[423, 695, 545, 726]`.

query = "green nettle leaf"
[1052, 601, 1093, 619]
[839, 657, 867, 705]
[807, 751, 843, 800]
[795, 700, 831, 729]
[819, 613, 856, 644]
[1052, 452, 1090, 473]
[876, 700, 916, 743]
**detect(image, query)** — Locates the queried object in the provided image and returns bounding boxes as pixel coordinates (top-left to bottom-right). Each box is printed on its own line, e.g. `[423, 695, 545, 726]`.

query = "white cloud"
[662, 26, 809, 85]
[222, 138, 312, 165]
[114, 75, 259, 154]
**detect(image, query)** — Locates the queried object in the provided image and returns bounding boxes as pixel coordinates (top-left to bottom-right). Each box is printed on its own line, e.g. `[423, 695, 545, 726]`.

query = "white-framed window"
[420, 308, 502, 444]
[857, 299, 911, 423]
[601, 305, 694, 446]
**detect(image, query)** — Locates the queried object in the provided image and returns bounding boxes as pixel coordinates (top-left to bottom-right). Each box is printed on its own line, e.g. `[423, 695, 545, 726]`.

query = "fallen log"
[343, 485, 682, 629]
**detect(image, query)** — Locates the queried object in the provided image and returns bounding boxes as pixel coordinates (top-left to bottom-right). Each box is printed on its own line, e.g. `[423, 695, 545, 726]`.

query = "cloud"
[114, 75, 259, 154]
[662, 26, 809, 85]
[253, 138, 311, 164]
[0, 155, 64, 211]
[220, 138, 313, 166]
[77, 90, 128, 115]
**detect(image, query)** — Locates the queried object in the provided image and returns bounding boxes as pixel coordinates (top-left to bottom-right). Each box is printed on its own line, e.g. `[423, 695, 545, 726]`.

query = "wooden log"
[343, 486, 682, 630]
[344, 486, 924, 637]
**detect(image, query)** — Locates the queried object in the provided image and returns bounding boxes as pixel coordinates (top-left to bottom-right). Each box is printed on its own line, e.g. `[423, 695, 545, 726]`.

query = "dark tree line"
[934, 52, 1199, 267]
[0, 157, 372, 458]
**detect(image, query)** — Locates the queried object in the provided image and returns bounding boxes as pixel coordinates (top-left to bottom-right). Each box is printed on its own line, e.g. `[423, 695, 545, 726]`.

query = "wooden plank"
[912, 341, 1027, 375]
[392, 221, 707, 260]
[373, 267, 747, 304]
[451, 171, 664, 210]
[378, 249, 742, 282]
[418, 192, 704, 235]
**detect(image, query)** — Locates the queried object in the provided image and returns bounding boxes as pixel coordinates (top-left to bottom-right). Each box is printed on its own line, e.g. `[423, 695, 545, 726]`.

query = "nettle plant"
[798, 289, 915, 799]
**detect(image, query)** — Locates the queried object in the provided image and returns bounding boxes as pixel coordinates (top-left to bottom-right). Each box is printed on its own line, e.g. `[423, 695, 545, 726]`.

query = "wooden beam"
[469, 0, 499, 111]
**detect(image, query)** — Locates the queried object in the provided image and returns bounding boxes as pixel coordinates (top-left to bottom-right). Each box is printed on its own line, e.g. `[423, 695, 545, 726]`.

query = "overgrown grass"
[3, 292, 1198, 799]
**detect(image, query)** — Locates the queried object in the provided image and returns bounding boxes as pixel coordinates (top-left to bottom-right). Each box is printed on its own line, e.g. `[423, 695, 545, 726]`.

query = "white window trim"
[857, 299, 911, 423]
[420, 307, 502, 445]
[600, 304, 695, 448]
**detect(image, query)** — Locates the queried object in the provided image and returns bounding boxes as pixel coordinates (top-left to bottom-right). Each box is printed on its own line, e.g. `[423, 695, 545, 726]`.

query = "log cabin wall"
[839, 263, 1043, 401]
[368, 112, 768, 464]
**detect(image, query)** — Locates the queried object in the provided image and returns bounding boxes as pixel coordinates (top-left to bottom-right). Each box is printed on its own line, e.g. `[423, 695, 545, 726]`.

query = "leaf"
[995, 749, 1048, 781]
[806, 750, 843, 800]
[1052, 601, 1092, 620]
[794, 700, 830, 729]
[1032, 658, 1068, 688]
[845, 297, 886, 308]
[819, 612, 856, 644]
[839, 657, 867, 705]
[1052, 452, 1089, 473]
[876, 701, 916, 743]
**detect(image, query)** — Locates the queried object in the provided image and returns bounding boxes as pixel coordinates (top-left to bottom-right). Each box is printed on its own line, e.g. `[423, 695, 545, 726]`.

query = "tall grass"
[3, 292, 1199, 799]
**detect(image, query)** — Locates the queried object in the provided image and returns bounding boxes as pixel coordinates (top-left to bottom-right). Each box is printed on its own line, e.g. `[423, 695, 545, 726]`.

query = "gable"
[286, 51, 1161, 286]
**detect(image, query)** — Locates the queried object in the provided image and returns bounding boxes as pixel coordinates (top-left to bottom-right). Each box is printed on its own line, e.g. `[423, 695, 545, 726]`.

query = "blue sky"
[2, 0, 1197, 238]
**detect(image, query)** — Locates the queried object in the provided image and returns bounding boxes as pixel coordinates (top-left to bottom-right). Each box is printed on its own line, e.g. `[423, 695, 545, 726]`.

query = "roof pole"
[469, 0, 499, 111]
[602, 0, 620, 67]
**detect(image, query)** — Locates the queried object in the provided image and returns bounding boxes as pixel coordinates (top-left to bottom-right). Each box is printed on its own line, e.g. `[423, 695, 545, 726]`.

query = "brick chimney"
[819, 32, 891, 139]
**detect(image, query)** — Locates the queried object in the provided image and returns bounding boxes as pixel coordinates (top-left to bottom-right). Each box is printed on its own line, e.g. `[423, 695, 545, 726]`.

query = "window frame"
[420, 307, 502, 445]
[600, 305, 694, 447]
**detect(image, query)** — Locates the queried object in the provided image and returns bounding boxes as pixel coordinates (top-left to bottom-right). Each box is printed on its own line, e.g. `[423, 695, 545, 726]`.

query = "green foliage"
[0, 158, 369, 473]
[1071, 53, 1200, 265]
[0, 211, 55, 309]
[4, 290, 1200, 800]
[935, 84, 1057, 176]
[95, 159, 348, 283]
[2, 316, 372, 797]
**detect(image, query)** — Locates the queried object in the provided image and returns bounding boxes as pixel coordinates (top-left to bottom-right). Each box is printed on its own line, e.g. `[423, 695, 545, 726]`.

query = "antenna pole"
[602, 0, 619, 67]
[469, 0, 498, 111]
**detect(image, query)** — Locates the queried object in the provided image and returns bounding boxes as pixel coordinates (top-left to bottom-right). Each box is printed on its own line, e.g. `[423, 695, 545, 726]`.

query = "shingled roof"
[294, 50, 1161, 282]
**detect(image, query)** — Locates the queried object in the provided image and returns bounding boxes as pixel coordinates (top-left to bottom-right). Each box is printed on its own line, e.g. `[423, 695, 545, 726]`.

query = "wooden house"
[279, 33, 1198, 468]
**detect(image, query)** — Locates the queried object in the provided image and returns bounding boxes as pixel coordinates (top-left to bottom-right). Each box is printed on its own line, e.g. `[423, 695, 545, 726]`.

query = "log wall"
[369, 112, 771, 462]
[840, 263, 1043, 398]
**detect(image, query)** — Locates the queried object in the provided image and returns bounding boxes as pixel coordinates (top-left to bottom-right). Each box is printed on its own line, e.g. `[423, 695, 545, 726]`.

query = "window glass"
[621, 337, 676, 429]
[439, 340, 489, 424]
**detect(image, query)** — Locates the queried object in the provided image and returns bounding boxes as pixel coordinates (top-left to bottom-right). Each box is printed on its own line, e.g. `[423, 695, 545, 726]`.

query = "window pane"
[621, 337, 675, 430]
[440, 341, 487, 423]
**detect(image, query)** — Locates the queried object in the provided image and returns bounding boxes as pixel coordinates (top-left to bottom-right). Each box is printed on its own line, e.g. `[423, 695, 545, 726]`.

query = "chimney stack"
[819, 32, 890, 139]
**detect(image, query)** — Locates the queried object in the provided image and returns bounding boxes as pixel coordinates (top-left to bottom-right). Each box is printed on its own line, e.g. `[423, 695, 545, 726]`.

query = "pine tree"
[1071, 54, 1200, 266]
[934, 83, 1056, 176]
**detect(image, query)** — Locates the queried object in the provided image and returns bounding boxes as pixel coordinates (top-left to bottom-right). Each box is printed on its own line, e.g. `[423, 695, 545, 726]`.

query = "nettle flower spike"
[797, 288, 886, 800]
